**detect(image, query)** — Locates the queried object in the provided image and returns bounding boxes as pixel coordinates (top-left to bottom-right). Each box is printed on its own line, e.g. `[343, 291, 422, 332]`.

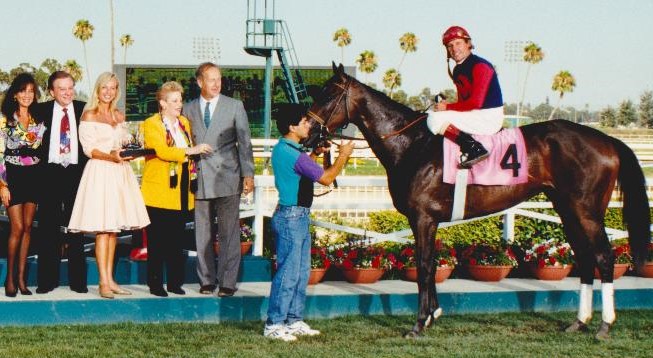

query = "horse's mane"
[341, 72, 419, 119]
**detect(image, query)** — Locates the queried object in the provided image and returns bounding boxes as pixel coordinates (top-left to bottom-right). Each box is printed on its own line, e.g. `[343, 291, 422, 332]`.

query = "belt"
[4, 147, 39, 156]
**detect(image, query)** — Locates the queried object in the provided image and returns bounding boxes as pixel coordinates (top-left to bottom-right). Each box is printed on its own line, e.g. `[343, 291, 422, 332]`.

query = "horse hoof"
[564, 319, 589, 333]
[594, 321, 611, 341]
[403, 330, 420, 339]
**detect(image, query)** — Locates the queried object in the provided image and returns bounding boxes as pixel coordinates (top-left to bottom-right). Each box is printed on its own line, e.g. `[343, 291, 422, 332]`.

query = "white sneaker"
[264, 324, 298, 342]
[286, 321, 321, 336]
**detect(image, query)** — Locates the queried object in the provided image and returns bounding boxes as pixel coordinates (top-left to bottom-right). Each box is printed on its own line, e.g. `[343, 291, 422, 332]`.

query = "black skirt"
[5, 162, 43, 206]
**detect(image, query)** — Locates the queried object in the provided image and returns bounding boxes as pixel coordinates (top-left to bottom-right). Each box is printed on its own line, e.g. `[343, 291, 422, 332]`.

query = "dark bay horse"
[307, 64, 650, 339]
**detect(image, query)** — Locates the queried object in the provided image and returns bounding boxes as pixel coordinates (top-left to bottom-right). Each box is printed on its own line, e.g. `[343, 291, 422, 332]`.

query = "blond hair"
[84, 72, 121, 114]
[156, 81, 184, 111]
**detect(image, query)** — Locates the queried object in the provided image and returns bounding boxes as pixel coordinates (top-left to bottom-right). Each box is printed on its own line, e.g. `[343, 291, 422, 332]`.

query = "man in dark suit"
[183, 62, 254, 297]
[34, 71, 88, 294]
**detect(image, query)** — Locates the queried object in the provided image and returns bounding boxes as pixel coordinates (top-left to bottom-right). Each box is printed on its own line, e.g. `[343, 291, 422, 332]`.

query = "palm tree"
[397, 32, 418, 71]
[518, 42, 544, 115]
[382, 68, 402, 96]
[63, 60, 83, 83]
[120, 34, 134, 64]
[548, 70, 576, 120]
[355, 50, 378, 83]
[73, 19, 94, 92]
[332, 28, 351, 64]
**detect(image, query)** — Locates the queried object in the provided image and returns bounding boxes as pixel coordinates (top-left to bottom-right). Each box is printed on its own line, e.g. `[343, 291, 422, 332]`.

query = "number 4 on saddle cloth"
[443, 128, 529, 186]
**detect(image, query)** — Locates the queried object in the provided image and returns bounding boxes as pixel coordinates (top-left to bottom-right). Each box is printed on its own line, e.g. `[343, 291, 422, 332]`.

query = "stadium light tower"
[504, 40, 527, 116]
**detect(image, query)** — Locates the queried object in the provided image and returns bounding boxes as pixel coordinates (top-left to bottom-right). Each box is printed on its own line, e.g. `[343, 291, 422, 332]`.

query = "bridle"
[306, 77, 430, 148]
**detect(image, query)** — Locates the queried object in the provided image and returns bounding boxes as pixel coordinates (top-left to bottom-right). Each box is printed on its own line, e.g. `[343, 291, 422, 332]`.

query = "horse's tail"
[614, 139, 651, 271]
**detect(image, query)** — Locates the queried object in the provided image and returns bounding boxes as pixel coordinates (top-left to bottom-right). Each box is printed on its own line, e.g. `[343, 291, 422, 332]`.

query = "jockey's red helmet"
[442, 26, 471, 46]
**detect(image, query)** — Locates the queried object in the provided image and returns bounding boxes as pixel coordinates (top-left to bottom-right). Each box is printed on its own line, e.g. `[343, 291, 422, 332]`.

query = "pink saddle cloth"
[443, 128, 529, 185]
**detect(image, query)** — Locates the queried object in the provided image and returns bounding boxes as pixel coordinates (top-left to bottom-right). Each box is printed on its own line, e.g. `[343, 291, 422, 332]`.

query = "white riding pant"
[426, 106, 504, 135]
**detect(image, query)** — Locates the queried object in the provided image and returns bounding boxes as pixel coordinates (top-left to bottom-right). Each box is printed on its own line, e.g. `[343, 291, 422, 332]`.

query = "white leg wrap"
[601, 283, 616, 324]
[578, 284, 593, 323]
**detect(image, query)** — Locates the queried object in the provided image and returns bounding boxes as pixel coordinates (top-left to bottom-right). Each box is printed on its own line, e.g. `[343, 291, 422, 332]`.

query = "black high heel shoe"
[5, 286, 17, 297]
[19, 287, 33, 295]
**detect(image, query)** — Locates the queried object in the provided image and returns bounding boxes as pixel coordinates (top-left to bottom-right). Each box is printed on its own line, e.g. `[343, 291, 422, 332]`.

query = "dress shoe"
[35, 286, 52, 294]
[149, 287, 168, 297]
[70, 286, 89, 294]
[5, 287, 17, 297]
[199, 284, 216, 295]
[167, 287, 186, 295]
[217, 287, 237, 297]
[19, 287, 33, 296]
[111, 287, 132, 295]
[98, 285, 115, 299]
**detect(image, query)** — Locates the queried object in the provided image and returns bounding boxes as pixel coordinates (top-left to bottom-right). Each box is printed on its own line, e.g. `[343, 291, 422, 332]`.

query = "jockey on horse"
[427, 26, 504, 168]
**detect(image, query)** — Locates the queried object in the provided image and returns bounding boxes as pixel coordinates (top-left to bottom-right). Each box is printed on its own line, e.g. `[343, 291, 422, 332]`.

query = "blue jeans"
[266, 205, 311, 325]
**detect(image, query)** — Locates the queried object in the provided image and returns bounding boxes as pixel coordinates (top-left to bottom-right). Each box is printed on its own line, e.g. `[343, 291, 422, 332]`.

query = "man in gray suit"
[183, 62, 255, 296]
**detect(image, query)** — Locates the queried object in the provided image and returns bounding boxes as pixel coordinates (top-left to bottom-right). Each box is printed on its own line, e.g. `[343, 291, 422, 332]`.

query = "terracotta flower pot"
[308, 268, 327, 285]
[594, 263, 630, 280]
[240, 241, 253, 255]
[402, 266, 454, 283]
[341, 268, 385, 284]
[213, 241, 253, 256]
[467, 264, 513, 282]
[640, 262, 653, 278]
[530, 264, 573, 281]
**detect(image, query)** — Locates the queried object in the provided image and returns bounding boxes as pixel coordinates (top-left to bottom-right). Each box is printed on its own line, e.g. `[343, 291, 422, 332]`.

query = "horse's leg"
[405, 215, 438, 338]
[549, 193, 615, 339]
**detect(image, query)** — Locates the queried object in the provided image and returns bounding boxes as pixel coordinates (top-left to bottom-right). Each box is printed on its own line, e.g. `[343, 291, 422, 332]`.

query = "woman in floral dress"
[0, 73, 46, 296]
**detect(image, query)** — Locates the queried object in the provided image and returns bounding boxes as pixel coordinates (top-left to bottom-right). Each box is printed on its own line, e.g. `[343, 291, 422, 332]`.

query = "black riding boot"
[455, 131, 489, 168]
[442, 124, 489, 168]
[456, 131, 490, 168]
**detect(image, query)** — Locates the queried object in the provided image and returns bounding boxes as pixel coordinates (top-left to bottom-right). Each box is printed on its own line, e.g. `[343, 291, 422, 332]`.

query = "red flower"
[310, 247, 318, 255]
[348, 250, 358, 260]
[342, 259, 354, 270]
[336, 249, 344, 258]
[469, 258, 477, 266]
[371, 256, 381, 269]
[401, 247, 414, 257]
[397, 262, 405, 270]
[548, 256, 556, 265]
[538, 258, 546, 268]
[438, 259, 448, 266]
[324, 259, 331, 270]
[435, 239, 443, 251]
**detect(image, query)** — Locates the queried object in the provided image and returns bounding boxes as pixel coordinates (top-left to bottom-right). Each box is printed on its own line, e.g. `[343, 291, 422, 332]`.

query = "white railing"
[243, 176, 653, 256]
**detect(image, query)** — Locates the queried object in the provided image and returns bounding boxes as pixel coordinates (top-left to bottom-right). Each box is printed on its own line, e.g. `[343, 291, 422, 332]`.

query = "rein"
[307, 78, 430, 147]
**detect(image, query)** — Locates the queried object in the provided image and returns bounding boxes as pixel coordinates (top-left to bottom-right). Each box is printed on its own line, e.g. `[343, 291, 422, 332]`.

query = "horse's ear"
[337, 63, 345, 75]
[332, 61, 338, 73]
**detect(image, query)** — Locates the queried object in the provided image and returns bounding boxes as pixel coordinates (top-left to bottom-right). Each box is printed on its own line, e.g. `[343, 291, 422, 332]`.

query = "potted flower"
[331, 243, 396, 284]
[642, 243, 653, 278]
[524, 239, 575, 280]
[594, 240, 632, 280]
[239, 221, 255, 255]
[460, 243, 518, 282]
[212, 221, 255, 256]
[309, 245, 331, 285]
[398, 240, 457, 283]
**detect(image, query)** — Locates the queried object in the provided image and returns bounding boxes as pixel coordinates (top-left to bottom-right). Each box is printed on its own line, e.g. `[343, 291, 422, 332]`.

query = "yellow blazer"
[141, 113, 195, 210]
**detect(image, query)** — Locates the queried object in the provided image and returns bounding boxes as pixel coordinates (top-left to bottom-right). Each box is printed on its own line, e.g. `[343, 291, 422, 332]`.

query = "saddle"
[443, 128, 529, 186]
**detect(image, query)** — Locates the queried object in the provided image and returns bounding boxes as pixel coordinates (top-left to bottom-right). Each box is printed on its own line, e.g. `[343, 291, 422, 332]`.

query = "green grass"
[1, 311, 652, 357]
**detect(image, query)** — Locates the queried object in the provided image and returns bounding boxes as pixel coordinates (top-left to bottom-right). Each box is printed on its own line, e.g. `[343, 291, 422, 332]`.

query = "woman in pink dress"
[68, 72, 150, 299]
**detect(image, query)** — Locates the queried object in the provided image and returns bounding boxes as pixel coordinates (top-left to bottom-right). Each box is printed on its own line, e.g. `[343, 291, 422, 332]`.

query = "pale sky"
[2, 0, 652, 111]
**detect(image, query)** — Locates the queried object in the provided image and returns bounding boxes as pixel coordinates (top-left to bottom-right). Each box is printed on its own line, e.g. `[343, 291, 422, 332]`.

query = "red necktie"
[60, 108, 71, 165]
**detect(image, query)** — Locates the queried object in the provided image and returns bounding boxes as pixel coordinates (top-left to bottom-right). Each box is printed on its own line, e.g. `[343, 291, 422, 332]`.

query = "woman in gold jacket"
[141, 81, 212, 297]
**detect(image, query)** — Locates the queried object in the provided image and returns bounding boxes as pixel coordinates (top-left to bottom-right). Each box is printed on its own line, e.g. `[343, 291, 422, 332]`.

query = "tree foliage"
[599, 106, 617, 127]
[616, 99, 637, 127]
[638, 91, 653, 128]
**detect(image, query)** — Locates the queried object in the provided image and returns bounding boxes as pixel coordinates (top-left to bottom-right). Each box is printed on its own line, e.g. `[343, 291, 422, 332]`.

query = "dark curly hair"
[1, 72, 41, 125]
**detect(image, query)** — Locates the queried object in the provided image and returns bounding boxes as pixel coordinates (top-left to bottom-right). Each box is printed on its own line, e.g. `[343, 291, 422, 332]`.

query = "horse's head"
[304, 63, 356, 149]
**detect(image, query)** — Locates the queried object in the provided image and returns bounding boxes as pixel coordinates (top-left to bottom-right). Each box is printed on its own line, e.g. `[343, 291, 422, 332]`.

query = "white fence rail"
[243, 176, 653, 256]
